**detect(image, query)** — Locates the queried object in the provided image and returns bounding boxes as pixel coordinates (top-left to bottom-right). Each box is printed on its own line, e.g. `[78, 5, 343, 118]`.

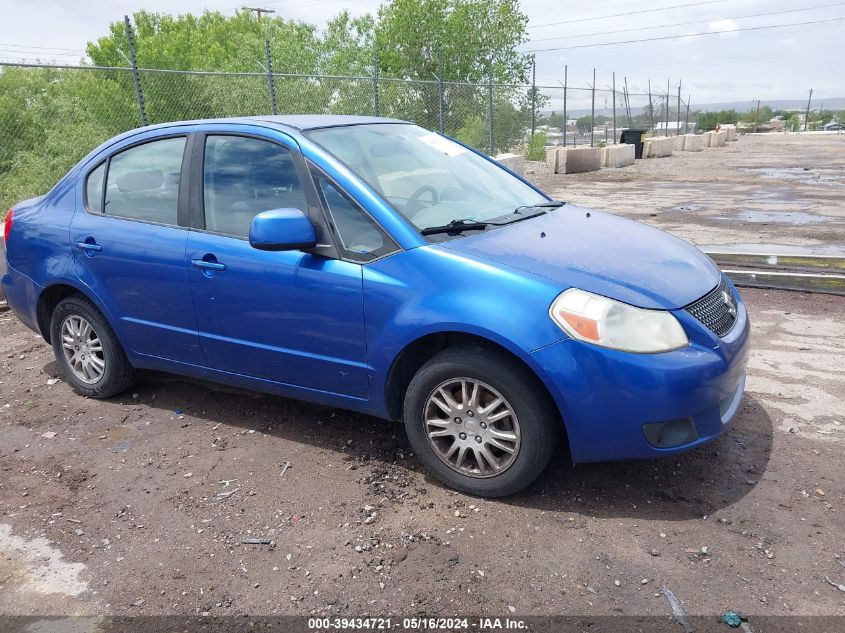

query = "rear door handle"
[191, 259, 226, 272]
[75, 241, 102, 253]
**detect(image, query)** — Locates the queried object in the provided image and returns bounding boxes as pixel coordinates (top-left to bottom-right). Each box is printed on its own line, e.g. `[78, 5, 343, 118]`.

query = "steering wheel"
[406, 185, 440, 216]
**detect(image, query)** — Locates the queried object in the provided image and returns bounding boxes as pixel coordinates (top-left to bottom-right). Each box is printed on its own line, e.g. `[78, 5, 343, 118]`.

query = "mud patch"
[740, 167, 845, 187]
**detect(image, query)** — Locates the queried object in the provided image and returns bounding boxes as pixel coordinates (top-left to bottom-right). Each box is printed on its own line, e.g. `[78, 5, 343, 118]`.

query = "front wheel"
[50, 295, 137, 398]
[403, 345, 560, 497]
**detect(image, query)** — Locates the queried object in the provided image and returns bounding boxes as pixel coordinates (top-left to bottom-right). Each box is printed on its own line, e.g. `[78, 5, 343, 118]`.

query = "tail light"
[3, 208, 12, 244]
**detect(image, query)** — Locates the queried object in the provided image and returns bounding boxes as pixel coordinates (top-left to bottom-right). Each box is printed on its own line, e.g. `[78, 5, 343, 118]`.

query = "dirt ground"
[530, 132, 845, 253]
[1, 133, 844, 627]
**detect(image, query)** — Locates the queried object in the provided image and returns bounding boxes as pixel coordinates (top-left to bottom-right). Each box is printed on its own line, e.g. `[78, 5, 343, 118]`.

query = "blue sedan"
[1, 116, 749, 496]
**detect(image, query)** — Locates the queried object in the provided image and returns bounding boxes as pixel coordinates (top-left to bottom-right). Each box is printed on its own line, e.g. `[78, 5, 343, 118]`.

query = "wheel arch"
[384, 331, 568, 452]
[36, 282, 119, 345]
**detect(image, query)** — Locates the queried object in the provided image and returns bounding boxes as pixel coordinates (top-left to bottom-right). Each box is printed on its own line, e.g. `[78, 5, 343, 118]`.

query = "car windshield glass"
[306, 124, 549, 233]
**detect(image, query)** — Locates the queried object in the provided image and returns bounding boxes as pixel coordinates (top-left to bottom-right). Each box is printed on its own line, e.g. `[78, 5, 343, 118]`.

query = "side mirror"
[249, 208, 317, 252]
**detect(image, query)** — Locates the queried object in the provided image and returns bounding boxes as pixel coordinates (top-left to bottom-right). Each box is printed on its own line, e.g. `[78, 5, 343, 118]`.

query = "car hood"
[439, 205, 721, 310]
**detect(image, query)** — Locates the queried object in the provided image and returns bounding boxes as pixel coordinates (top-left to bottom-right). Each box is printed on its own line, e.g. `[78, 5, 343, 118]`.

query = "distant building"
[652, 120, 697, 134]
[824, 120, 845, 131]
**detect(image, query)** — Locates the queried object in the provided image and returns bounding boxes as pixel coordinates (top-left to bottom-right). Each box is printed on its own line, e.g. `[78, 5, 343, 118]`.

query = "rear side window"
[202, 135, 307, 238]
[85, 162, 106, 212]
[104, 137, 186, 225]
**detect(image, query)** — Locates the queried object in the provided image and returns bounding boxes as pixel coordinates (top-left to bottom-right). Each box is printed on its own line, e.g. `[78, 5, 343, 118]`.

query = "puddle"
[721, 210, 829, 225]
[0, 524, 88, 597]
[740, 167, 845, 186]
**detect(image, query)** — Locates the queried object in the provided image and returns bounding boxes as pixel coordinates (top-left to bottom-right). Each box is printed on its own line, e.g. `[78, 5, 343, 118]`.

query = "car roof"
[137, 114, 409, 134]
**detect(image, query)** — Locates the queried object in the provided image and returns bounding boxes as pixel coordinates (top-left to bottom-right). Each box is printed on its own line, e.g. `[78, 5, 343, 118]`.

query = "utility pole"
[562, 65, 568, 147]
[590, 68, 596, 148]
[648, 80, 654, 130]
[612, 72, 617, 143]
[665, 78, 670, 135]
[753, 99, 761, 134]
[530, 56, 536, 139]
[685, 94, 691, 133]
[676, 80, 682, 135]
[804, 88, 813, 131]
[242, 6, 275, 19]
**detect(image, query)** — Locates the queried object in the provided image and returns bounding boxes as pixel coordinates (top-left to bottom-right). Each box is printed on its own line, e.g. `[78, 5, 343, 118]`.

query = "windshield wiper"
[420, 218, 490, 236]
[513, 200, 564, 214]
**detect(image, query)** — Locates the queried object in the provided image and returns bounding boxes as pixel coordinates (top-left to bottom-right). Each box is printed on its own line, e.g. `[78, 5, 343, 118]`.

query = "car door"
[185, 131, 393, 398]
[71, 134, 203, 364]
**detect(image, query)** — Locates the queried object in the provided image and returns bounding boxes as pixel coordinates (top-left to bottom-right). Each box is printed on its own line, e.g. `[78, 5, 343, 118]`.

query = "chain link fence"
[0, 60, 690, 212]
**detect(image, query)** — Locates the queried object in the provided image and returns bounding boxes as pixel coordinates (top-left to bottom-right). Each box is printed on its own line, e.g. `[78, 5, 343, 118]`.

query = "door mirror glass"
[249, 209, 317, 251]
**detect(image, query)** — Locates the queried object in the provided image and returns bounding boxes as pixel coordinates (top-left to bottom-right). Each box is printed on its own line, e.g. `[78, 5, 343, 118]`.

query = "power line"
[524, 16, 845, 52]
[527, 2, 845, 44]
[0, 42, 87, 53]
[529, 0, 729, 30]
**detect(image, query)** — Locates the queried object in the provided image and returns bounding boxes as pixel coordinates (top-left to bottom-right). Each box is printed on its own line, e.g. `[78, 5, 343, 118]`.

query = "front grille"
[685, 276, 738, 337]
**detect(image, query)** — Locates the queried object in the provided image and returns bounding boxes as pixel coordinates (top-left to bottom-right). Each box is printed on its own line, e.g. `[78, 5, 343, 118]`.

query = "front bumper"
[527, 295, 751, 463]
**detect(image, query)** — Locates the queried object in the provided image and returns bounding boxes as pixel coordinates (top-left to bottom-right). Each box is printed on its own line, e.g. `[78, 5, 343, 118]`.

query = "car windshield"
[306, 123, 549, 234]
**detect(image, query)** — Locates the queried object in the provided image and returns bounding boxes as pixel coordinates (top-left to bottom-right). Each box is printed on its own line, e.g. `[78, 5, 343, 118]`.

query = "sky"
[1, 0, 843, 110]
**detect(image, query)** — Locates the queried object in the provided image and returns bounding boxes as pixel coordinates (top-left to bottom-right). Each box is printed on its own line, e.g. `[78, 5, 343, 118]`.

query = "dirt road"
[530, 133, 845, 253]
[1, 288, 843, 622]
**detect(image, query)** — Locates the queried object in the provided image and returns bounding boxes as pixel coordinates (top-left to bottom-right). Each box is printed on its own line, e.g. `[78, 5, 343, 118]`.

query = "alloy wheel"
[60, 315, 105, 384]
[423, 378, 521, 478]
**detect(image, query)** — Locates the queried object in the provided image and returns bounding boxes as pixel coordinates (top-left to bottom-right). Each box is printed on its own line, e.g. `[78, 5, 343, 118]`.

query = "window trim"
[308, 162, 400, 264]
[81, 133, 191, 229]
[189, 131, 340, 261]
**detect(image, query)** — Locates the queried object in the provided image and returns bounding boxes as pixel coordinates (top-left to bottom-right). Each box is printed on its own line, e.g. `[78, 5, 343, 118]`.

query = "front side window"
[202, 135, 307, 238]
[313, 174, 394, 261]
[104, 137, 186, 225]
[306, 124, 547, 234]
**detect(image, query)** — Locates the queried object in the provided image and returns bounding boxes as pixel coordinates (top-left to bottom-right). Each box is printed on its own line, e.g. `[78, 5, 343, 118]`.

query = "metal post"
[530, 56, 536, 139]
[612, 71, 617, 143]
[754, 99, 761, 134]
[804, 88, 813, 131]
[676, 80, 682, 135]
[648, 80, 654, 130]
[487, 59, 494, 154]
[124, 15, 147, 127]
[623, 77, 632, 127]
[665, 78, 670, 135]
[373, 46, 379, 117]
[590, 68, 596, 147]
[438, 46, 445, 133]
[562, 65, 568, 147]
[685, 95, 691, 133]
[264, 38, 277, 115]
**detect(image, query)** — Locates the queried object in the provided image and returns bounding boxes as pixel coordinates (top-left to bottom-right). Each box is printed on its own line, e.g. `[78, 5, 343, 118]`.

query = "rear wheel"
[403, 345, 559, 497]
[50, 295, 137, 398]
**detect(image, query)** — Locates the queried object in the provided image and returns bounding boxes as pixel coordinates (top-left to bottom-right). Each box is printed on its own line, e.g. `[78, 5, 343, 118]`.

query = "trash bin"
[620, 129, 647, 159]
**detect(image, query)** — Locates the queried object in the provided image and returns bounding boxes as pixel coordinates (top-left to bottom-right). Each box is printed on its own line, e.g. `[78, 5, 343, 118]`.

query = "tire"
[403, 344, 560, 497]
[49, 295, 137, 398]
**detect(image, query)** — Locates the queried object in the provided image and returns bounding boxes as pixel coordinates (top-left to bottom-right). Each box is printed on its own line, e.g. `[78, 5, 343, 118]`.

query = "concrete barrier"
[702, 131, 715, 147]
[495, 152, 525, 176]
[546, 146, 602, 174]
[601, 143, 635, 168]
[672, 135, 685, 151]
[711, 130, 727, 147]
[645, 136, 673, 158]
[682, 134, 704, 151]
[723, 125, 737, 141]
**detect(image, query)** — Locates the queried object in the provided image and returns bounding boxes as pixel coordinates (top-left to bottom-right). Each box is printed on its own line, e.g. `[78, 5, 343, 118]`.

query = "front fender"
[363, 246, 566, 416]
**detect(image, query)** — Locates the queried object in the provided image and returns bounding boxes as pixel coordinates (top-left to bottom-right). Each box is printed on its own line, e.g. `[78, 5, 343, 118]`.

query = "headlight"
[549, 288, 689, 353]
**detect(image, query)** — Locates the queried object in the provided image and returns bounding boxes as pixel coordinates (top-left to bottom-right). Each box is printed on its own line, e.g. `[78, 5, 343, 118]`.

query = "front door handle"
[75, 241, 102, 253]
[191, 259, 226, 272]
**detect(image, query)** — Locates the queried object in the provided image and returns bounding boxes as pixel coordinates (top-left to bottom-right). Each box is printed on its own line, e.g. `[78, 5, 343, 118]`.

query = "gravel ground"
[1, 132, 844, 626]
[528, 133, 845, 253]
